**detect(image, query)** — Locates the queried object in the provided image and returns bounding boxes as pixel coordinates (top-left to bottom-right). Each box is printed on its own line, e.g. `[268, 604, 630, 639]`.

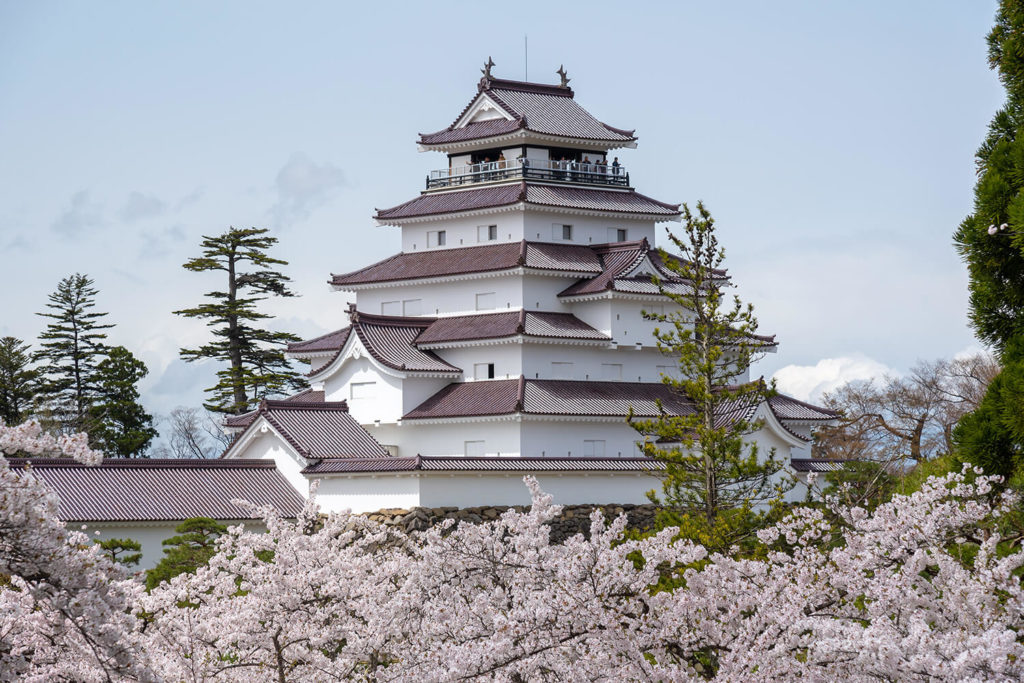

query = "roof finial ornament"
[482, 56, 495, 80]
[557, 64, 570, 88]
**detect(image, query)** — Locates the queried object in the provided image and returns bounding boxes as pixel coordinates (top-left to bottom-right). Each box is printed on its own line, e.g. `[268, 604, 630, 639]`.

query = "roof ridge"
[485, 78, 574, 98]
[10, 458, 279, 469]
[263, 400, 348, 412]
[353, 310, 438, 328]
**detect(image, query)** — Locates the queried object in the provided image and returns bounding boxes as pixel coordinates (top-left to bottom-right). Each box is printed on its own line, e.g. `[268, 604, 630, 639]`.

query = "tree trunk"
[226, 249, 246, 413]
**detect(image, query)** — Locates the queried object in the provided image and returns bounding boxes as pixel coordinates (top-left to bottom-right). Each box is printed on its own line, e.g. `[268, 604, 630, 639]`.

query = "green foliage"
[145, 517, 227, 590]
[96, 537, 142, 567]
[174, 227, 304, 414]
[86, 346, 157, 457]
[952, 2, 1024, 484]
[954, 3, 1024, 351]
[954, 337, 1024, 480]
[628, 202, 787, 526]
[34, 273, 113, 431]
[0, 336, 39, 424]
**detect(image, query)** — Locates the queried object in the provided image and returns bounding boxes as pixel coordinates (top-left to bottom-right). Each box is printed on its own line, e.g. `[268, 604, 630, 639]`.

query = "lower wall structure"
[313, 470, 661, 513]
[362, 502, 661, 542]
[83, 520, 270, 571]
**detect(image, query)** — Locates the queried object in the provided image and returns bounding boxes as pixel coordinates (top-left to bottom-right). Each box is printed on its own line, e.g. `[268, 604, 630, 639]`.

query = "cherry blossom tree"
[0, 419, 149, 681]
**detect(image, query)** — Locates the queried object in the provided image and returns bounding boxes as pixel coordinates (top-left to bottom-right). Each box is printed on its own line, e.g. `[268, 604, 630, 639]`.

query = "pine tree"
[953, 2, 1024, 480]
[628, 202, 786, 526]
[87, 346, 157, 457]
[96, 538, 143, 567]
[0, 336, 39, 424]
[35, 274, 113, 431]
[174, 227, 304, 414]
[145, 517, 227, 590]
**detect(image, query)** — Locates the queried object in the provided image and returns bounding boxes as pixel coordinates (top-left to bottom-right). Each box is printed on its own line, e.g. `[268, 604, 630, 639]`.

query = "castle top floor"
[417, 63, 638, 193]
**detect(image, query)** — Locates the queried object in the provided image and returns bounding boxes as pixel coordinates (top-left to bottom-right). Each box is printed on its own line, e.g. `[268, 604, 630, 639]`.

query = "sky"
[0, 1, 1007, 441]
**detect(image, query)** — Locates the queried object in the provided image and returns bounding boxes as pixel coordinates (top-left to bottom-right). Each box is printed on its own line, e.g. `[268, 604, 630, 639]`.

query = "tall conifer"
[628, 202, 786, 526]
[174, 227, 304, 414]
[954, 2, 1024, 480]
[87, 346, 157, 457]
[35, 273, 112, 431]
[0, 336, 39, 424]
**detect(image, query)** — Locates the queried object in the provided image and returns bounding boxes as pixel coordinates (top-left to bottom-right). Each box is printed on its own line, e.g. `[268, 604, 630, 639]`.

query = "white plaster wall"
[419, 472, 657, 508]
[401, 376, 455, 414]
[522, 344, 676, 383]
[230, 430, 311, 498]
[356, 275, 524, 317]
[323, 356, 405, 424]
[566, 299, 613, 336]
[522, 274, 573, 311]
[84, 520, 269, 571]
[401, 213, 525, 252]
[313, 475, 421, 514]
[521, 420, 644, 458]
[433, 345, 523, 380]
[389, 420, 522, 457]
[522, 212, 655, 245]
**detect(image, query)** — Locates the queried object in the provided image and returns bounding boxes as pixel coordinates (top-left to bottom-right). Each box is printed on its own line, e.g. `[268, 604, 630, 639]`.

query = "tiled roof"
[419, 78, 636, 146]
[223, 388, 327, 429]
[330, 240, 602, 287]
[403, 378, 696, 420]
[13, 458, 305, 522]
[790, 458, 848, 473]
[227, 399, 390, 460]
[352, 312, 461, 374]
[374, 182, 679, 221]
[414, 310, 608, 345]
[559, 240, 723, 299]
[417, 118, 524, 145]
[288, 327, 351, 355]
[768, 394, 839, 421]
[303, 455, 664, 474]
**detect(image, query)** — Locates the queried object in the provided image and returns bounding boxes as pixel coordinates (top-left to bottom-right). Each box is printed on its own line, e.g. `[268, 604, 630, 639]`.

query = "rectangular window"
[583, 440, 606, 457]
[402, 299, 422, 316]
[380, 301, 401, 315]
[473, 362, 495, 380]
[350, 382, 376, 400]
[601, 363, 623, 380]
[464, 440, 486, 457]
[656, 364, 677, 378]
[477, 224, 498, 242]
[552, 223, 573, 241]
[608, 227, 627, 242]
[427, 230, 447, 247]
[475, 292, 496, 310]
[551, 361, 574, 379]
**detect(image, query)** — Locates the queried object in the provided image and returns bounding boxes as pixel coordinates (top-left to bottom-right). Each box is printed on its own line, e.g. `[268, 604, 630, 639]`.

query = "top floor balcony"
[426, 158, 630, 190]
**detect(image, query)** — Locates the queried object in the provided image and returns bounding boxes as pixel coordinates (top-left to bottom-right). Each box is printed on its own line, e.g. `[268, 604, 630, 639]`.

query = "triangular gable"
[454, 92, 516, 128]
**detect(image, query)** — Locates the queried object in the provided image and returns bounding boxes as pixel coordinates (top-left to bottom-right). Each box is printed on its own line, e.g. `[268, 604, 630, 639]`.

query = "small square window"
[428, 230, 447, 247]
[478, 224, 498, 242]
[583, 440, 606, 457]
[475, 292, 496, 310]
[381, 301, 401, 315]
[402, 299, 422, 316]
[552, 223, 573, 241]
[350, 382, 376, 400]
[608, 227, 627, 242]
[601, 363, 623, 380]
[473, 363, 495, 380]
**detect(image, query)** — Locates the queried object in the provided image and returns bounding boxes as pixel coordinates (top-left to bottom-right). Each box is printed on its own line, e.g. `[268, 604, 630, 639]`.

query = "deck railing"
[426, 158, 629, 190]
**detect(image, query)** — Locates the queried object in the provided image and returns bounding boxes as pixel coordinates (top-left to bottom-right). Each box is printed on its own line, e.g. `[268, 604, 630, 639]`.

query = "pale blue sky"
[0, 1, 1005, 428]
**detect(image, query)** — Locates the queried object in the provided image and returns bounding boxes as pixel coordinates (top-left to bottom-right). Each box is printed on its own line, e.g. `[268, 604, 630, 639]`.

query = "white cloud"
[268, 152, 347, 227]
[772, 354, 893, 403]
[51, 190, 102, 236]
[120, 191, 167, 222]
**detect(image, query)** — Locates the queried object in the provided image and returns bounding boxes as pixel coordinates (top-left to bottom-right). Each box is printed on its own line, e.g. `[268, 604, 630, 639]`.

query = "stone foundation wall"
[362, 503, 661, 542]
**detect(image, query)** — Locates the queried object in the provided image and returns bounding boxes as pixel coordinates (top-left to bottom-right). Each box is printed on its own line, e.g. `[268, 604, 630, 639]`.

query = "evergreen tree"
[87, 346, 157, 457]
[628, 202, 786, 527]
[0, 336, 39, 424]
[145, 517, 226, 590]
[96, 537, 142, 567]
[954, 2, 1024, 479]
[174, 227, 303, 414]
[35, 273, 113, 431]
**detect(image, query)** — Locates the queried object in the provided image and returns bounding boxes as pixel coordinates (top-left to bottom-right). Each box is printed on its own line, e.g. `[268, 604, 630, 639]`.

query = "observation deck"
[426, 158, 629, 191]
